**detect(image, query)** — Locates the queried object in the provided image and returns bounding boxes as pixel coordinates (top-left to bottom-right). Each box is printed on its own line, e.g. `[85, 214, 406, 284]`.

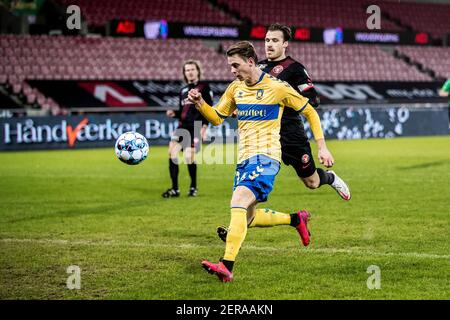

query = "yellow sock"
[223, 207, 248, 262]
[249, 208, 291, 227]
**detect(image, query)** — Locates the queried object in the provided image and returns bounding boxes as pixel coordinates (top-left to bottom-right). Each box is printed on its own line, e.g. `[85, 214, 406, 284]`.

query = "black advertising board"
[25, 80, 444, 109]
[314, 81, 443, 104]
[168, 23, 241, 39]
[106, 20, 432, 45]
[343, 30, 430, 45]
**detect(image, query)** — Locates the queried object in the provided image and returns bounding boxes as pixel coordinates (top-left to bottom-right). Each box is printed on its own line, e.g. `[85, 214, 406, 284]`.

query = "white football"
[114, 131, 149, 165]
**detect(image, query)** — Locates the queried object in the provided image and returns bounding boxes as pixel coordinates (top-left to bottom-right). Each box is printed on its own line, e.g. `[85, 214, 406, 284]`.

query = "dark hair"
[267, 23, 292, 42]
[226, 41, 258, 63]
[182, 60, 202, 83]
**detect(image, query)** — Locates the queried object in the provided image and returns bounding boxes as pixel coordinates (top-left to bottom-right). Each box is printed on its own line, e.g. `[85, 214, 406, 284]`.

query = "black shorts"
[281, 143, 316, 178]
[171, 126, 201, 152]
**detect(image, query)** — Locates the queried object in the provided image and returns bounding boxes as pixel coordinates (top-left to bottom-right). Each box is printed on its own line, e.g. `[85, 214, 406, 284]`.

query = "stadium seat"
[218, 0, 403, 31]
[1, 34, 438, 113]
[56, 0, 237, 26]
[379, 1, 450, 39]
[221, 40, 433, 81]
[1, 34, 437, 84]
[396, 46, 450, 79]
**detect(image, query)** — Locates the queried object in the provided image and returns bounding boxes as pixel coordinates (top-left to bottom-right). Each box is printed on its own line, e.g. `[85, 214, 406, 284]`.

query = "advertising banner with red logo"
[1, 107, 448, 151]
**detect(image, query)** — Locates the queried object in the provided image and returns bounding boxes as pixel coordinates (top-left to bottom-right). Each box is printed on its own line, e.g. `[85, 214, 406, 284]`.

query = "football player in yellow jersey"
[216, 24, 350, 244]
[188, 41, 334, 283]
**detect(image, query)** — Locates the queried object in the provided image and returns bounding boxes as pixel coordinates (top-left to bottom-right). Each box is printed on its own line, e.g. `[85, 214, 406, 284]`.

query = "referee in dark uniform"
[163, 60, 213, 198]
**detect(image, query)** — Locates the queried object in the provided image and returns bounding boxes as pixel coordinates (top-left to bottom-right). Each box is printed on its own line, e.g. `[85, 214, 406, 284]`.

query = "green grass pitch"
[0, 136, 449, 299]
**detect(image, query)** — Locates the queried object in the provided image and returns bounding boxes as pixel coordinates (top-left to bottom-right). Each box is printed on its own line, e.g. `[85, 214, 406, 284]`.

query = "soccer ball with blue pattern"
[115, 131, 149, 165]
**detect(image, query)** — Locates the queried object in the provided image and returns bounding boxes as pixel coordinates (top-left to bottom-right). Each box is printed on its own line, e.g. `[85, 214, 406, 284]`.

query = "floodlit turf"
[0, 136, 449, 299]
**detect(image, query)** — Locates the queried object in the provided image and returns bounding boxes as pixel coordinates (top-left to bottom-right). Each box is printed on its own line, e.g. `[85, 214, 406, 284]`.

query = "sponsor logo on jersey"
[236, 104, 279, 121]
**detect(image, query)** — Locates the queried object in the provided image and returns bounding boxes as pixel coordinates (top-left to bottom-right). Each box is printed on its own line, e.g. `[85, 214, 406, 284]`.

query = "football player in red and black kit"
[257, 23, 351, 200]
[216, 24, 350, 242]
[163, 60, 213, 198]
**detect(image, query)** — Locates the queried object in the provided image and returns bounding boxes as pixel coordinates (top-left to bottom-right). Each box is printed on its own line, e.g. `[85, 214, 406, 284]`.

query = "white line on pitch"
[1, 238, 449, 260]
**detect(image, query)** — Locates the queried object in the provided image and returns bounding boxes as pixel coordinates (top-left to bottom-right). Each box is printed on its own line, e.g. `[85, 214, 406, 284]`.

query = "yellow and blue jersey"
[199, 72, 319, 163]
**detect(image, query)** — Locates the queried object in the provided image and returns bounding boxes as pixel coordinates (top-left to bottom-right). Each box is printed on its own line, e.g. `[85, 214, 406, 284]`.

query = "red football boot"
[201, 260, 233, 283]
[295, 210, 311, 246]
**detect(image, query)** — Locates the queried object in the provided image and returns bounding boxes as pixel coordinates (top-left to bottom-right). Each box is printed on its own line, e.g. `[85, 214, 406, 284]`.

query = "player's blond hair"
[182, 60, 202, 83]
[226, 41, 258, 63]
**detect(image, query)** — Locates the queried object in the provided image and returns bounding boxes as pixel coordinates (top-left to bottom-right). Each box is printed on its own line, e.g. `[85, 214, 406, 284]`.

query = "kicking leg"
[285, 144, 351, 200]
[217, 206, 311, 246]
[202, 186, 256, 282]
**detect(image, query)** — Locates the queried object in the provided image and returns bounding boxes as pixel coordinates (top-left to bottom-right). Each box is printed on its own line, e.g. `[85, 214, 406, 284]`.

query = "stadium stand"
[396, 46, 450, 79]
[221, 40, 433, 81]
[53, 0, 450, 39]
[1, 0, 446, 114]
[217, 0, 403, 31]
[0, 35, 229, 81]
[0, 35, 231, 112]
[1, 35, 434, 89]
[56, 0, 237, 26]
[379, 1, 450, 39]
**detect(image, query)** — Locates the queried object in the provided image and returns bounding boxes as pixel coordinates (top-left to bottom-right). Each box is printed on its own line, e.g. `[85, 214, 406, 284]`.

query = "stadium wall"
[0, 106, 448, 151]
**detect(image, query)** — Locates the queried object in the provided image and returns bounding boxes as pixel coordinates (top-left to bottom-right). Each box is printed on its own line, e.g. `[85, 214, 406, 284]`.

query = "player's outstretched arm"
[302, 104, 334, 168]
[188, 89, 224, 126]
